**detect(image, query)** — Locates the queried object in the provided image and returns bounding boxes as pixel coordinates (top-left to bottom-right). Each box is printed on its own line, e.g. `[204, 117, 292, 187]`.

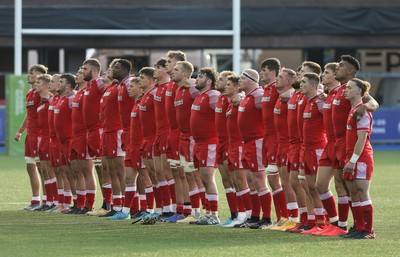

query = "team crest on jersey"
[118, 96, 122, 101]
[104, 91, 111, 96]
[200, 96, 205, 103]
[347, 124, 352, 130]
[84, 90, 90, 96]
[309, 103, 313, 110]
[226, 109, 232, 116]
[298, 99, 304, 105]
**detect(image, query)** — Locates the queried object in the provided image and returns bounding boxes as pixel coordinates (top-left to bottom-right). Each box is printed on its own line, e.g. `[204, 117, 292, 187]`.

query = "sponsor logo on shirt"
[72, 102, 79, 108]
[273, 108, 281, 114]
[26, 101, 35, 106]
[226, 109, 232, 117]
[347, 124, 352, 130]
[303, 112, 311, 118]
[298, 99, 304, 105]
[49, 106, 55, 110]
[288, 104, 297, 110]
[262, 96, 270, 102]
[174, 99, 183, 107]
[215, 107, 223, 113]
[191, 104, 200, 111]
[37, 104, 46, 112]
[238, 106, 245, 112]
[139, 105, 146, 111]
[166, 91, 173, 97]
[154, 95, 162, 102]
[131, 111, 137, 117]
[323, 103, 331, 109]
[333, 99, 340, 106]
[54, 109, 60, 114]
[118, 96, 122, 101]
[84, 90, 90, 96]
[103, 91, 111, 96]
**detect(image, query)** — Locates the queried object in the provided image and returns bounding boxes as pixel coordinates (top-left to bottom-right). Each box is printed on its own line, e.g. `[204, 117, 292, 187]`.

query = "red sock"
[51, 181, 59, 202]
[287, 202, 299, 221]
[112, 196, 122, 209]
[272, 189, 282, 220]
[102, 184, 112, 204]
[320, 190, 338, 222]
[225, 188, 238, 213]
[183, 203, 192, 215]
[85, 190, 96, 210]
[240, 189, 253, 212]
[57, 189, 64, 205]
[64, 191, 72, 205]
[307, 214, 316, 227]
[76, 190, 86, 209]
[207, 194, 218, 212]
[198, 188, 206, 209]
[258, 189, 272, 219]
[236, 192, 245, 213]
[250, 191, 261, 218]
[189, 189, 201, 209]
[338, 196, 350, 226]
[168, 179, 176, 205]
[159, 181, 172, 207]
[153, 185, 163, 209]
[176, 202, 184, 214]
[124, 186, 136, 209]
[139, 194, 148, 211]
[361, 201, 374, 233]
[314, 208, 325, 225]
[145, 187, 154, 210]
[130, 194, 140, 213]
[351, 202, 365, 231]
[44, 180, 54, 203]
[299, 206, 308, 224]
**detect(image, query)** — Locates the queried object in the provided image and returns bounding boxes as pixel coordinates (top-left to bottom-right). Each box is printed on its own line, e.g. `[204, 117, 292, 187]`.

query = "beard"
[291, 81, 300, 89]
[84, 73, 93, 82]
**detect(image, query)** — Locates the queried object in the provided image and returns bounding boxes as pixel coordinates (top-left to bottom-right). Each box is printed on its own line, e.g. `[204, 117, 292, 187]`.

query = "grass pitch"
[0, 151, 399, 257]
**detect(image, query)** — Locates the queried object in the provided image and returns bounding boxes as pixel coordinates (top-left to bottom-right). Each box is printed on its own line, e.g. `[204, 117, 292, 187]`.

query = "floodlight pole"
[14, 0, 22, 75]
[232, 0, 241, 74]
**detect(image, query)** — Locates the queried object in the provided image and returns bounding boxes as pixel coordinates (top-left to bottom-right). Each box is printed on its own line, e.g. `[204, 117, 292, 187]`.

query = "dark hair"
[302, 61, 322, 75]
[199, 67, 218, 89]
[261, 58, 281, 76]
[29, 64, 48, 74]
[341, 55, 360, 72]
[109, 58, 120, 68]
[83, 58, 101, 72]
[60, 73, 76, 89]
[303, 72, 320, 85]
[350, 78, 369, 96]
[154, 58, 167, 68]
[167, 50, 186, 61]
[139, 67, 155, 78]
[115, 59, 133, 73]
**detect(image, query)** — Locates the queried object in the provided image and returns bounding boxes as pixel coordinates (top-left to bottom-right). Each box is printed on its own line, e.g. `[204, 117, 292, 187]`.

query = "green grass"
[0, 152, 399, 257]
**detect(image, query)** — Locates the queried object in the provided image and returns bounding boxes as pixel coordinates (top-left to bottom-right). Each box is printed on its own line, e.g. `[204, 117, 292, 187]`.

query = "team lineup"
[15, 51, 377, 239]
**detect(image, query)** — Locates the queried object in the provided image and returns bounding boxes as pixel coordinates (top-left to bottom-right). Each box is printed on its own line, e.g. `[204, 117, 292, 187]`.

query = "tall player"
[215, 70, 241, 226]
[190, 67, 221, 225]
[53, 73, 77, 212]
[16, 64, 47, 210]
[342, 78, 375, 239]
[260, 58, 289, 227]
[237, 69, 272, 229]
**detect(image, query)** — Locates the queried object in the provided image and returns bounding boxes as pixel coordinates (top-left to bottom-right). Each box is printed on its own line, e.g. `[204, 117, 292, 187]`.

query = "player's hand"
[14, 132, 21, 142]
[183, 78, 196, 88]
[353, 104, 367, 121]
[343, 162, 355, 173]
[232, 93, 244, 107]
[317, 92, 327, 101]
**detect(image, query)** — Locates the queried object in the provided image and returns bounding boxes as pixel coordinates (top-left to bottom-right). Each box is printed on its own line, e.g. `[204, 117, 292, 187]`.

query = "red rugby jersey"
[332, 83, 351, 139]
[297, 94, 308, 142]
[238, 88, 264, 142]
[130, 98, 144, 146]
[101, 82, 122, 133]
[139, 87, 157, 140]
[346, 102, 373, 161]
[83, 77, 104, 131]
[26, 88, 41, 136]
[323, 85, 340, 142]
[287, 91, 302, 144]
[118, 76, 135, 131]
[54, 93, 75, 143]
[215, 94, 229, 143]
[71, 87, 86, 136]
[175, 85, 199, 137]
[273, 95, 290, 144]
[302, 95, 326, 148]
[226, 100, 242, 146]
[165, 81, 179, 131]
[262, 82, 279, 135]
[37, 99, 50, 138]
[48, 95, 60, 140]
[154, 82, 170, 136]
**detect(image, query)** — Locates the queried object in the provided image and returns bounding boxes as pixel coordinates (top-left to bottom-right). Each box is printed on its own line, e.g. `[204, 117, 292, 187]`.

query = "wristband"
[350, 153, 360, 163]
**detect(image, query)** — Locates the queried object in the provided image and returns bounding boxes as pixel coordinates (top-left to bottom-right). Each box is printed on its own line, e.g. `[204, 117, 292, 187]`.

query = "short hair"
[109, 58, 120, 68]
[350, 78, 369, 96]
[219, 70, 235, 78]
[176, 61, 194, 77]
[341, 55, 360, 72]
[139, 67, 155, 78]
[36, 74, 51, 84]
[199, 67, 218, 89]
[324, 62, 339, 72]
[115, 59, 133, 73]
[130, 77, 140, 84]
[227, 75, 239, 85]
[261, 58, 281, 76]
[83, 58, 101, 72]
[154, 58, 167, 68]
[281, 67, 296, 79]
[302, 61, 322, 75]
[60, 73, 76, 89]
[28, 64, 48, 74]
[303, 72, 320, 86]
[167, 50, 187, 61]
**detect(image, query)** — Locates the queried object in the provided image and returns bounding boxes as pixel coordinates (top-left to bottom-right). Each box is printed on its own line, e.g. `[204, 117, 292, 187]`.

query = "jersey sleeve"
[356, 113, 371, 131]
[189, 86, 200, 99]
[208, 91, 220, 110]
[96, 77, 105, 92]
[254, 90, 263, 109]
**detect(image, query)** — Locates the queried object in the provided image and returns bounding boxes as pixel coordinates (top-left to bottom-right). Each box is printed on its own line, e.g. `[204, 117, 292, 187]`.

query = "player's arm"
[343, 130, 368, 173]
[14, 115, 27, 142]
[353, 94, 379, 120]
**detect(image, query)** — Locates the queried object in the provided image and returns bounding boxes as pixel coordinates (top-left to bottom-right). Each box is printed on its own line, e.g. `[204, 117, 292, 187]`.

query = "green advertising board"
[6, 74, 29, 156]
